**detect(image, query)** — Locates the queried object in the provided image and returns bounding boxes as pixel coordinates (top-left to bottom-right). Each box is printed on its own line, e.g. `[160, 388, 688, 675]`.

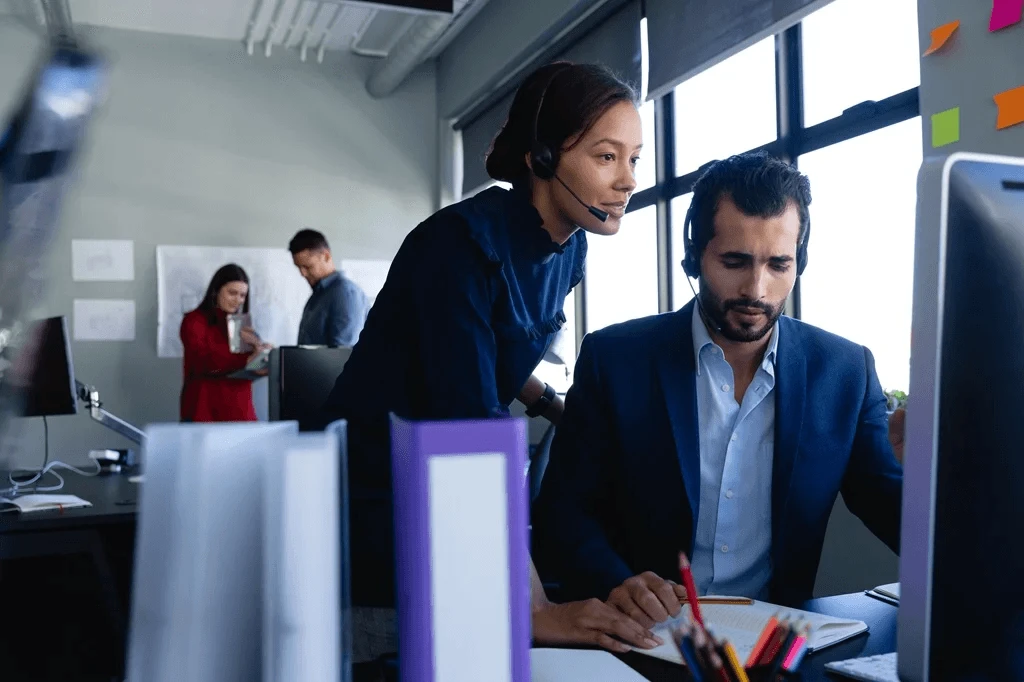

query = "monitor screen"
[899, 153, 1024, 681]
[18, 316, 77, 418]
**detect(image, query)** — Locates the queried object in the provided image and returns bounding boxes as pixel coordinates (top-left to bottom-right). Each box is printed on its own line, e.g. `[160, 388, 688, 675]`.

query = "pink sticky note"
[990, 0, 1023, 31]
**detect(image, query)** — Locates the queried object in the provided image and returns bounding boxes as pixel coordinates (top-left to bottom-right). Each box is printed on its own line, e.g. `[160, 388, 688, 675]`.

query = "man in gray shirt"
[289, 229, 370, 347]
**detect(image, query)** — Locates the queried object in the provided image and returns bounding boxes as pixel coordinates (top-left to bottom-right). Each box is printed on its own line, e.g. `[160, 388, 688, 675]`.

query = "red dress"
[179, 308, 257, 422]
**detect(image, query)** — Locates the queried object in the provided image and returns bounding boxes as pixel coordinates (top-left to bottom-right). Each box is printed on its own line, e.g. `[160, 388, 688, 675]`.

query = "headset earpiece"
[529, 64, 572, 182]
[681, 201, 701, 279]
[530, 140, 556, 180]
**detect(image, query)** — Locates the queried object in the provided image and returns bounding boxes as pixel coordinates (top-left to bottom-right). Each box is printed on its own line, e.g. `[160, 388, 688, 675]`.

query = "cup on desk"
[226, 313, 253, 353]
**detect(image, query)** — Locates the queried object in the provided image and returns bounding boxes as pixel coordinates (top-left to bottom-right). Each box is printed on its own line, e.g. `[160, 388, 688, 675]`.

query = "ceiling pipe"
[310, 3, 344, 63]
[365, 11, 452, 99]
[263, 0, 289, 58]
[244, 0, 270, 56]
[283, 0, 311, 47]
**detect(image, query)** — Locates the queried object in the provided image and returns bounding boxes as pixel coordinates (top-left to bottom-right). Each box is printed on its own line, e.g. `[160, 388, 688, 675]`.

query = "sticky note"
[995, 85, 1024, 130]
[931, 107, 960, 148]
[923, 20, 960, 55]
[990, 0, 1023, 31]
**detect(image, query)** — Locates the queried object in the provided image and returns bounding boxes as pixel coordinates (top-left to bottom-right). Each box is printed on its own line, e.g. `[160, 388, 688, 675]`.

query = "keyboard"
[824, 652, 898, 681]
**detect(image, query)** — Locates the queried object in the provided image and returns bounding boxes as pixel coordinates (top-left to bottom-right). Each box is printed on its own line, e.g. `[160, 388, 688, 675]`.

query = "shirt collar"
[691, 304, 780, 376]
[314, 271, 341, 292]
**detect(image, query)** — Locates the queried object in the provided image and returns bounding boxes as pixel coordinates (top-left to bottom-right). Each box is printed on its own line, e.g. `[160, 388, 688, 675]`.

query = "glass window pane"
[797, 117, 922, 393]
[670, 193, 697, 310]
[673, 37, 777, 175]
[634, 100, 656, 192]
[801, 0, 920, 126]
[585, 205, 659, 332]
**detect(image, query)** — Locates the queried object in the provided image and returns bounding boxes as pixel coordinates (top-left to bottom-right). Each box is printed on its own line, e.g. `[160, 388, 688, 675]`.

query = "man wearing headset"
[531, 152, 904, 627]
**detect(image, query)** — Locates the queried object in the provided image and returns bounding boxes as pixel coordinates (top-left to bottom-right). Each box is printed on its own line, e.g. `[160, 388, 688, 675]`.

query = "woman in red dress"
[179, 263, 271, 422]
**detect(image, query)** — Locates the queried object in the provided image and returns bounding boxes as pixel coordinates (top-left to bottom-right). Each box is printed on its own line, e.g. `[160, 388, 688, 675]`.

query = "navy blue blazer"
[531, 302, 903, 606]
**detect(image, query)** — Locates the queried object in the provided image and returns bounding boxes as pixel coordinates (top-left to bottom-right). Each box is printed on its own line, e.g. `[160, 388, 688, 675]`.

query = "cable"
[42, 415, 49, 471]
[0, 459, 101, 498]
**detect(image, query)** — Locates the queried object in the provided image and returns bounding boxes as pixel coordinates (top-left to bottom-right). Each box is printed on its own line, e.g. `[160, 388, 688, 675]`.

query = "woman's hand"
[240, 326, 262, 347]
[532, 598, 662, 653]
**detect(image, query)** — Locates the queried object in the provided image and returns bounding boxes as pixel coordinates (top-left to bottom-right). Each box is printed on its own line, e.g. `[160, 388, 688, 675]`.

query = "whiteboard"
[156, 246, 310, 359]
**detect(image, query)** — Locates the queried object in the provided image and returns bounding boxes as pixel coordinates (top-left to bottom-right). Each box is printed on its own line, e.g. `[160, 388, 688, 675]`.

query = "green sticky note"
[932, 107, 960, 148]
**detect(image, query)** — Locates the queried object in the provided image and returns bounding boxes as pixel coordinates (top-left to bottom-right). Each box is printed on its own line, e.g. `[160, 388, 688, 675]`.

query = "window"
[585, 205, 659, 332]
[797, 117, 922, 393]
[670, 193, 696, 310]
[801, 0, 920, 126]
[673, 37, 777, 175]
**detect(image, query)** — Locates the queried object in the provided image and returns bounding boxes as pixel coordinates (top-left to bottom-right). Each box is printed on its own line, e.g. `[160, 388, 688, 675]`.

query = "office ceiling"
[0, 0, 482, 62]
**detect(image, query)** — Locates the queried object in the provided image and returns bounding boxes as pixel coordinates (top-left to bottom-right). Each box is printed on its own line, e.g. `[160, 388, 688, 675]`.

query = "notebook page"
[636, 598, 867, 665]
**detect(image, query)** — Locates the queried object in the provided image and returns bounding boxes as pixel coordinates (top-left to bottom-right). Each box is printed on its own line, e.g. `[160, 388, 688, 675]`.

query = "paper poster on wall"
[340, 259, 391, 302]
[74, 299, 136, 341]
[72, 239, 134, 281]
[156, 246, 312, 358]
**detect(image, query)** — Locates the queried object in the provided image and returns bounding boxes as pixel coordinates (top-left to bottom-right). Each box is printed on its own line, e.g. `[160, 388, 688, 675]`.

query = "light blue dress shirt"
[689, 308, 778, 599]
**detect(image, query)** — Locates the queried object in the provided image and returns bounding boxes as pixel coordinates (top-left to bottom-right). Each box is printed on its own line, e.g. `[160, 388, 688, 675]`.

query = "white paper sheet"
[72, 239, 134, 281]
[74, 299, 136, 341]
[530, 649, 648, 682]
[640, 598, 867, 666]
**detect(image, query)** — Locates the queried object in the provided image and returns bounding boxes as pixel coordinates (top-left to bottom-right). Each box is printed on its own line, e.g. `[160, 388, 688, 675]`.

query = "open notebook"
[0, 494, 91, 513]
[636, 597, 867, 666]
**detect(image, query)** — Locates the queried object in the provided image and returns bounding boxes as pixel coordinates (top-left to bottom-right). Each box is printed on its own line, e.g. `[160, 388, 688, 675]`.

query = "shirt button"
[725, 489, 734, 499]
[730, 433, 737, 442]
[721, 545, 729, 553]
[721, 384, 730, 392]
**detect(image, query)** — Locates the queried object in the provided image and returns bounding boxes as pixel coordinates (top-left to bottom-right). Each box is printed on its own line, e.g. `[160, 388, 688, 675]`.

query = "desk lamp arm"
[75, 380, 146, 446]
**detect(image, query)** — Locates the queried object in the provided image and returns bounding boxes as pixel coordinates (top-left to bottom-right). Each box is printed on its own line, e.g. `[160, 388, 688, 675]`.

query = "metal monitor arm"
[75, 380, 146, 446]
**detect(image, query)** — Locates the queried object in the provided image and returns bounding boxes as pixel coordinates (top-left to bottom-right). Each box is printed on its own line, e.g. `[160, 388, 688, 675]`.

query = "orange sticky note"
[995, 85, 1024, 130]
[923, 20, 960, 56]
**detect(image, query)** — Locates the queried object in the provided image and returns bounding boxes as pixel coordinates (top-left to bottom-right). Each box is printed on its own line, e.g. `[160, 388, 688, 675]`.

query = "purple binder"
[391, 415, 530, 682]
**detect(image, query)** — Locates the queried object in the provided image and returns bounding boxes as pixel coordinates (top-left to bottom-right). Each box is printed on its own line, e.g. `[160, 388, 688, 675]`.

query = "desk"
[0, 471, 138, 661]
[617, 592, 897, 681]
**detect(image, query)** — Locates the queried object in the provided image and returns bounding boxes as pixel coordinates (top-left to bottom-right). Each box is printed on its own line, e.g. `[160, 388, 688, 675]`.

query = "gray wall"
[0, 22, 437, 470]
[917, 0, 1024, 157]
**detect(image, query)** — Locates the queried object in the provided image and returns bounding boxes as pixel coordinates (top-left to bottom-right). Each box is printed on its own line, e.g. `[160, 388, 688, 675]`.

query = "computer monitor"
[898, 152, 1024, 681]
[19, 316, 77, 418]
[268, 346, 352, 431]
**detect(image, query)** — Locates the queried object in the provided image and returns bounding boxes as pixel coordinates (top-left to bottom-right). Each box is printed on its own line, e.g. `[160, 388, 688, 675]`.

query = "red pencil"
[679, 552, 705, 628]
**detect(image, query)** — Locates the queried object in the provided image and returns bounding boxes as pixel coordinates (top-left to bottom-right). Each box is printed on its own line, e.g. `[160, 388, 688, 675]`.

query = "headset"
[680, 184, 811, 279]
[528, 63, 609, 223]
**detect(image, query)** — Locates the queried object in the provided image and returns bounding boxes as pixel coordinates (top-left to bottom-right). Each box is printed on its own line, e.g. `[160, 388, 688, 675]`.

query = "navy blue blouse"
[325, 183, 586, 488]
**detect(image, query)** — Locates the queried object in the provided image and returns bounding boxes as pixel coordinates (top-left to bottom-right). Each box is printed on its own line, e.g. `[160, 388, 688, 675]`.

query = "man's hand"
[532, 598, 662, 653]
[607, 572, 686, 629]
[889, 407, 906, 464]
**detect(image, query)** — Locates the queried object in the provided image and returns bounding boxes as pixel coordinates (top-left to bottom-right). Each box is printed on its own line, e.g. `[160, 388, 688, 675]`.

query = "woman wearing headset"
[326, 61, 654, 654]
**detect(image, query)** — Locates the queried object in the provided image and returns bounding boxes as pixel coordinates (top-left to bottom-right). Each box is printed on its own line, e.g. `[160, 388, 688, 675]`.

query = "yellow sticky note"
[932, 107, 960, 148]
[994, 85, 1024, 130]
[923, 20, 960, 56]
